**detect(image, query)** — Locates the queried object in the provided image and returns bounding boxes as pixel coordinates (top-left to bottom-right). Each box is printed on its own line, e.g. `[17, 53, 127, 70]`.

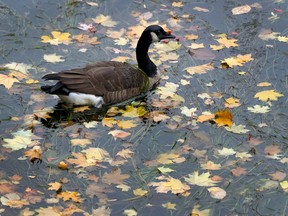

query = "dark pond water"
[0, 0, 287, 215]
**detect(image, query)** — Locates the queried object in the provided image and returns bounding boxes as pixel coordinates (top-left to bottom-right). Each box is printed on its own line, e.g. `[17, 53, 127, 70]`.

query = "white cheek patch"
[150, 32, 160, 42]
[58, 92, 104, 108]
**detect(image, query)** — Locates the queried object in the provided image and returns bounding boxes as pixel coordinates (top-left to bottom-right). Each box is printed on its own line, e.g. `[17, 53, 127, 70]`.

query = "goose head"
[141, 25, 176, 43]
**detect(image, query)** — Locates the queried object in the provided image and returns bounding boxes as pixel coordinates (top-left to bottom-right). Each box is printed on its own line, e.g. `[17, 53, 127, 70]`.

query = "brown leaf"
[231, 167, 247, 177]
[24, 146, 42, 163]
[264, 145, 281, 155]
[57, 191, 82, 202]
[102, 168, 130, 185]
[268, 171, 286, 181]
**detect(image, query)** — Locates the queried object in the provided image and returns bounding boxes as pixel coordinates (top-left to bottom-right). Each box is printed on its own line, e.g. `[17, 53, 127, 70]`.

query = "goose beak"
[159, 31, 176, 40]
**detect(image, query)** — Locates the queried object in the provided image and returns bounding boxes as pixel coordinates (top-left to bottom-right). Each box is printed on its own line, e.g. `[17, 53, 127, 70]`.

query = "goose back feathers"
[41, 25, 175, 107]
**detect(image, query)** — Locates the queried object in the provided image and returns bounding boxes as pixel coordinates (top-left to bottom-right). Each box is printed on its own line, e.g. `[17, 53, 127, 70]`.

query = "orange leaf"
[213, 109, 233, 127]
[24, 146, 42, 163]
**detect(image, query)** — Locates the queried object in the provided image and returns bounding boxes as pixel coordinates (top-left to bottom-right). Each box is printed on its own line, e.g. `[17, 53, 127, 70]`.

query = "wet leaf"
[77, 23, 96, 33]
[4, 62, 34, 74]
[180, 106, 197, 117]
[0, 193, 29, 208]
[216, 35, 238, 48]
[0, 74, 19, 89]
[102, 169, 130, 185]
[232, 5, 251, 15]
[254, 89, 283, 101]
[264, 145, 281, 155]
[133, 188, 148, 197]
[109, 130, 131, 140]
[114, 37, 129, 46]
[92, 14, 118, 27]
[162, 202, 176, 210]
[120, 105, 148, 118]
[201, 161, 221, 170]
[149, 176, 190, 194]
[280, 181, 288, 192]
[41, 31, 71, 45]
[58, 161, 69, 170]
[247, 105, 270, 113]
[207, 187, 226, 199]
[24, 146, 42, 163]
[123, 209, 137, 216]
[231, 167, 247, 177]
[218, 147, 236, 156]
[84, 147, 110, 163]
[268, 171, 286, 181]
[158, 166, 175, 174]
[225, 124, 250, 134]
[172, 1, 184, 7]
[213, 109, 233, 127]
[156, 153, 185, 165]
[72, 34, 100, 45]
[71, 139, 92, 146]
[197, 113, 215, 123]
[43, 53, 65, 63]
[257, 82, 272, 87]
[224, 97, 241, 108]
[92, 206, 111, 216]
[184, 34, 198, 40]
[184, 171, 219, 187]
[116, 149, 134, 159]
[3, 129, 33, 151]
[185, 63, 214, 75]
[193, 6, 209, 12]
[57, 191, 81, 202]
[116, 120, 138, 129]
[221, 54, 254, 68]
[48, 182, 62, 191]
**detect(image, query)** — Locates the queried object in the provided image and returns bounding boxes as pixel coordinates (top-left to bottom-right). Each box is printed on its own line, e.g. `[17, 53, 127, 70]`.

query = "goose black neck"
[136, 34, 157, 77]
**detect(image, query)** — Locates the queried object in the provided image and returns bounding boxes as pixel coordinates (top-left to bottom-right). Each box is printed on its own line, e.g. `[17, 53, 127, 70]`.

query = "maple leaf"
[264, 145, 281, 155]
[185, 63, 214, 75]
[83, 147, 110, 163]
[184, 171, 219, 187]
[221, 54, 254, 68]
[258, 29, 279, 41]
[43, 53, 65, 63]
[116, 120, 138, 129]
[3, 129, 33, 151]
[72, 34, 100, 45]
[92, 206, 112, 216]
[180, 106, 197, 117]
[92, 14, 118, 27]
[201, 161, 221, 170]
[109, 130, 131, 140]
[35, 206, 62, 215]
[0, 74, 19, 89]
[133, 188, 148, 197]
[0, 193, 29, 208]
[218, 147, 236, 156]
[70, 139, 91, 146]
[247, 105, 270, 113]
[156, 153, 185, 165]
[66, 152, 97, 168]
[102, 117, 117, 127]
[4, 62, 34, 74]
[41, 31, 71, 45]
[231, 167, 247, 177]
[77, 23, 96, 33]
[172, 1, 184, 7]
[207, 187, 227, 200]
[83, 121, 98, 128]
[145, 111, 170, 122]
[57, 191, 82, 202]
[254, 89, 283, 101]
[120, 105, 148, 118]
[24, 146, 42, 163]
[102, 168, 130, 185]
[213, 108, 233, 127]
[158, 166, 175, 174]
[184, 34, 198, 40]
[149, 176, 190, 194]
[162, 202, 176, 210]
[225, 124, 250, 134]
[268, 171, 286, 181]
[216, 35, 238, 48]
[116, 149, 134, 159]
[224, 97, 241, 108]
[197, 113, 215, 123]
[106, 28, 125, 39]
[48, 182, 62, 191]
[114, 37, 129, 46]
[191, 205, 211, 216]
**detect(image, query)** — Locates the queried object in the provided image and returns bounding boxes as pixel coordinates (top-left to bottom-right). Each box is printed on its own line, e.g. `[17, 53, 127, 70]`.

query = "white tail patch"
[59, 92, 104, 108]
[150, 32, 160, 42]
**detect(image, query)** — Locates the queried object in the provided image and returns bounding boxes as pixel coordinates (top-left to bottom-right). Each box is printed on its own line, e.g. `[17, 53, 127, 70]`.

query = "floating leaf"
[218, 147, 236, 156]
[48, 182, 62, 191]
[120, 105, 148, 118]
[231, 167, 247, 177]
[156, 153, 185, 165]
[24, 146, 42, 163]
[3, 129, 33, 151]
[72, 34, 100, 45]
[57, 191, 81, 202]
[201, 161, 221, 170]
[158, 166, 175, 174]
[0, 74, 19, 89]
[213, 109, 233, 127]
[109, 130, 131, 140]
[232, 5, 251, 15]
[184, 171, 219, 187]
[41, 31, 71, 45]
[172, 1, 184, 7]
[92, 14, 118, 27]
[43, 53, 65, 63]
[225, 124, 250, 134]
[247, 105, 270, 113]
[133, 188, 148, 197]
[221, 54, 254, 68]
[193, 6, 209, 12]
[216, 35, 238, 48]
[162, 202, 176, 210]
[257, 82, 272, 87]
[4, 62, 34, 74]
[102, 168, 130, 185]
[280, 181, 288, 192]
[185, 63, 214, 75]
[254, 89, 283, 102]
[149, 176, 190, 194]
[116, 120, 138, 129]
[71, 139, 91, 146]
[207, 187, 226, 199]
[224, 97, 241, 108]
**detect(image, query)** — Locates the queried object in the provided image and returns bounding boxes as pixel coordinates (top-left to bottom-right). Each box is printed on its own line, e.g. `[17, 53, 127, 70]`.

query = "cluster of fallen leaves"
[0, 1, 287, 216]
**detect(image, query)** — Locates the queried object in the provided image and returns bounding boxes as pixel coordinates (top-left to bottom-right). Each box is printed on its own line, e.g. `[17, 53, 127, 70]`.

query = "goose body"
[41, 25, 175, 107]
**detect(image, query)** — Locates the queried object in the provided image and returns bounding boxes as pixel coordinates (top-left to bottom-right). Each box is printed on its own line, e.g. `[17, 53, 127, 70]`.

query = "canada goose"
[41, 25, 176, 108]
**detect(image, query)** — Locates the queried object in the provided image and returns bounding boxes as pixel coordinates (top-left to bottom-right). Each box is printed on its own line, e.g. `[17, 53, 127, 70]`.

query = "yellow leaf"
[24, 146, 42, 162]
[43, 53, 65, 63]
[48, 182, 62, 191]
[225, 123, 250, 134]
[207, 187, 227, 199]
[201, 161, 221, 170]
[72, 34, 100, 45]
[123, 209, 137, 216]
[116, 149, 134, 159]
[162, 202, 176, 210]
[214, 108, 233, 127]
[254, 89, 283, 101]
[185, 63, 214, 75]
[120, 105, 148, 118]
[189, 43, 204, 49]
[92, 14, 118, 27]
[224, 97, 241, 108]
[149, 176, 190, 194]
[158, 166, 175, 173]
[71, 139, 91, 146]
[210, 44, 225, 51]
[57, 191, 81, 202]
[133, 188, 148, 197]
[106, 28, 125, 39]
[83, 147, 110, 163]
[184, 34, 198, 40]
[114, 37, 129, 46]
[116, 120, 138, 129]
[4, 62, 34, 74]
[73, 105, 90, 112]
[172, 1, 184, 7]
[197, 113, 215, 123]
[280, 181, 288, 192]
[26, 79, 39, 84]
[184, 171, 219, 187]
[41, 31, 71, 45]
[0, 74, 19, 89]
[216, 36, 238, 48]
[156, 153, 185, 165]
[221, 54, 254, 68]
[102, 117, 117, 127]
[257, 82, 272, 87]
[3, 129, 33, 150]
